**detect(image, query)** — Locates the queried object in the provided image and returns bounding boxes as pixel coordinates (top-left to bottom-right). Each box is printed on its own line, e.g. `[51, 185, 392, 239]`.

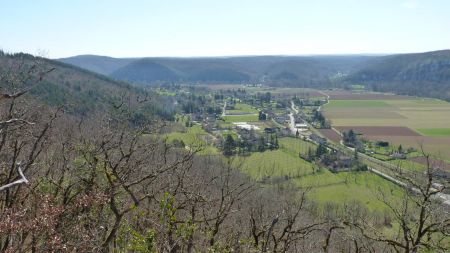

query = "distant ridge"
[58, 55, 137, 75]
[58, 50, 450, 100]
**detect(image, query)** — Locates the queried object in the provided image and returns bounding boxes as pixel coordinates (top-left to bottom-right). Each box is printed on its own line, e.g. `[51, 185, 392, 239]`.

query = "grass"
[325, 100, 391, 108]
[386, 159, 426, 172]
[278, 137, 317, 156]
[216, 121, 234, 129]
[227, 103, 258, 114]
[165, 125, 219, 155]
[223, 114, 259, 122]
[293, 169, 345, 188]
[308, 171, 403, 211]
[351, 84, 365, 90]
[234, 137, 404, 212]
[235, 149, 313, 180]
[417, 128, 450, 137]
[155, 88, 176, 96]
[233, 138, 315, 180]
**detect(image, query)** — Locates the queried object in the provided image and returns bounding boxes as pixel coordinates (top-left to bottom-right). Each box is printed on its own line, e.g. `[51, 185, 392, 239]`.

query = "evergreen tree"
[223, 134, 235, 156]
[315, 143, 328, 157]
[398, 144, 403, 154]
[258, 136, 266, 152]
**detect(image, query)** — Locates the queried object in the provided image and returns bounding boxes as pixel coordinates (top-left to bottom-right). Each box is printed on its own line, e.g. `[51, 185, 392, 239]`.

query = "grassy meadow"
[234, 137, 403, 212]
[226, 102, 258, 114]
[223, 114, 259, 122]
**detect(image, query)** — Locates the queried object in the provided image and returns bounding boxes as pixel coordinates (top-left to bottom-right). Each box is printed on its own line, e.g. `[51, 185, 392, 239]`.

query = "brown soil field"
[327, 110, 407, 119]
[323, 90, 408, 100]
[335, 126, 421, 136]
[318, 129, 342, 142]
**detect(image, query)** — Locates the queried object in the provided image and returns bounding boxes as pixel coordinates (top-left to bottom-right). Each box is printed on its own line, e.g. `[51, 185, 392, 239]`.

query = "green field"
[226, 103, 258, 114]
[235, 137, 403, 212]
[306, 171, 403, 211]
[326, 100, 391, 108]
[223, 114, 259, 122]
[235, 149, 314, 180]
[417, 128, 450, 137]
[278, 137, 317, 156]
[166, 125, 219, 155]
[386, 159, 426, 172]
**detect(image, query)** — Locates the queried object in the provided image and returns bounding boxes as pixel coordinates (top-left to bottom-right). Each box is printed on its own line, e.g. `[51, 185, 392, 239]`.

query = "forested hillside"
[1, 52, 174, 119]
[60, 55, 372, 86]
[346, 50, 450, 100]
[60, 51, 450, 101]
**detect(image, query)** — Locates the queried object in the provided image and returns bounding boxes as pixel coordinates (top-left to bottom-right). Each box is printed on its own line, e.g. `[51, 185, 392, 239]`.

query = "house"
[390, 152, 406, 159]
[274, 115, 289, 124]
[295, 123, 308, 129]
[234, 122, 260, 131]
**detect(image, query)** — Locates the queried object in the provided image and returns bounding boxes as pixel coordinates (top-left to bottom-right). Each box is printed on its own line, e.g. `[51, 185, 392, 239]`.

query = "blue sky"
[1, 0, 449, 58]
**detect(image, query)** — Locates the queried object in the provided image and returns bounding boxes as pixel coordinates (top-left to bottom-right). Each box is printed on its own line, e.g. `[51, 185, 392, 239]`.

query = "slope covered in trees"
[345, 50, 450, 100]
[59, 55, 372, 86]
[1, 52, 174, 119]
[60, 51, 450, 101]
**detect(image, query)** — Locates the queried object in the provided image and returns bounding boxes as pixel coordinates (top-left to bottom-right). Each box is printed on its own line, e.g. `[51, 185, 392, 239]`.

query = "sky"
[1, 0, 449, 58]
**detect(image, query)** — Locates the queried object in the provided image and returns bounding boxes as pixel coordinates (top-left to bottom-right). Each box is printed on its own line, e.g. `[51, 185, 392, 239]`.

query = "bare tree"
[346, 152, 450, 253]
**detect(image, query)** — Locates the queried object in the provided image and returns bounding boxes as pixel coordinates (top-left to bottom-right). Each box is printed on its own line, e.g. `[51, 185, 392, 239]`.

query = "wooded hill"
[60, 50, 450, 101]
[59, 55, 372, 86]
[1, 52, 174, 119]
[345, 50, 450, 100]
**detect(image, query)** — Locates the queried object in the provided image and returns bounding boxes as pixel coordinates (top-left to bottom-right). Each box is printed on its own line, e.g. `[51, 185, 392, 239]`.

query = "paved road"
[222, 101, 227, 117]
[289, 101, 303, 135]
[288, 112, 297, 134]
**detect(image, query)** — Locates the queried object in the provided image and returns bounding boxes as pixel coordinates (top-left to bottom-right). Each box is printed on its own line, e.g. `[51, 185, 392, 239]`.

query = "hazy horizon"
[54, 51, 442, 60]
[2, 0, 450, 58]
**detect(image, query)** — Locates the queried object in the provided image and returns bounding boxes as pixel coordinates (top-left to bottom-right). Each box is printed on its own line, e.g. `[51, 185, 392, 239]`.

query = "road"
[222, 101, 227, 117]
[289, 101, 304, 135]
[317, 90, 330, 112]
[288, 112, 297, 134]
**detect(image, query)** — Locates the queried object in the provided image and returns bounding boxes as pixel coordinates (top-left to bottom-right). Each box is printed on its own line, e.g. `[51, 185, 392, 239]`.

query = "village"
[170, 85, 370, 174]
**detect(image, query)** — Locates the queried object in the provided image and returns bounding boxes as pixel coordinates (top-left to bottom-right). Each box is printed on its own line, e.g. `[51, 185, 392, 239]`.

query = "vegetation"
[417, 128, 450, 137]
[222, 114, 259, 122]
[1, 54, 449, 252]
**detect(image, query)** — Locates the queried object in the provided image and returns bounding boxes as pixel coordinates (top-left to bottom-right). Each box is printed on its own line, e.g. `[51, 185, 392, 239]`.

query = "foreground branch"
[0, 162, 29, 191]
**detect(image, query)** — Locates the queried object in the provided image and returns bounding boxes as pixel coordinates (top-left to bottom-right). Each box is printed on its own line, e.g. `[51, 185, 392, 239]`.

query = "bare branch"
[0, 162, 29, 191]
